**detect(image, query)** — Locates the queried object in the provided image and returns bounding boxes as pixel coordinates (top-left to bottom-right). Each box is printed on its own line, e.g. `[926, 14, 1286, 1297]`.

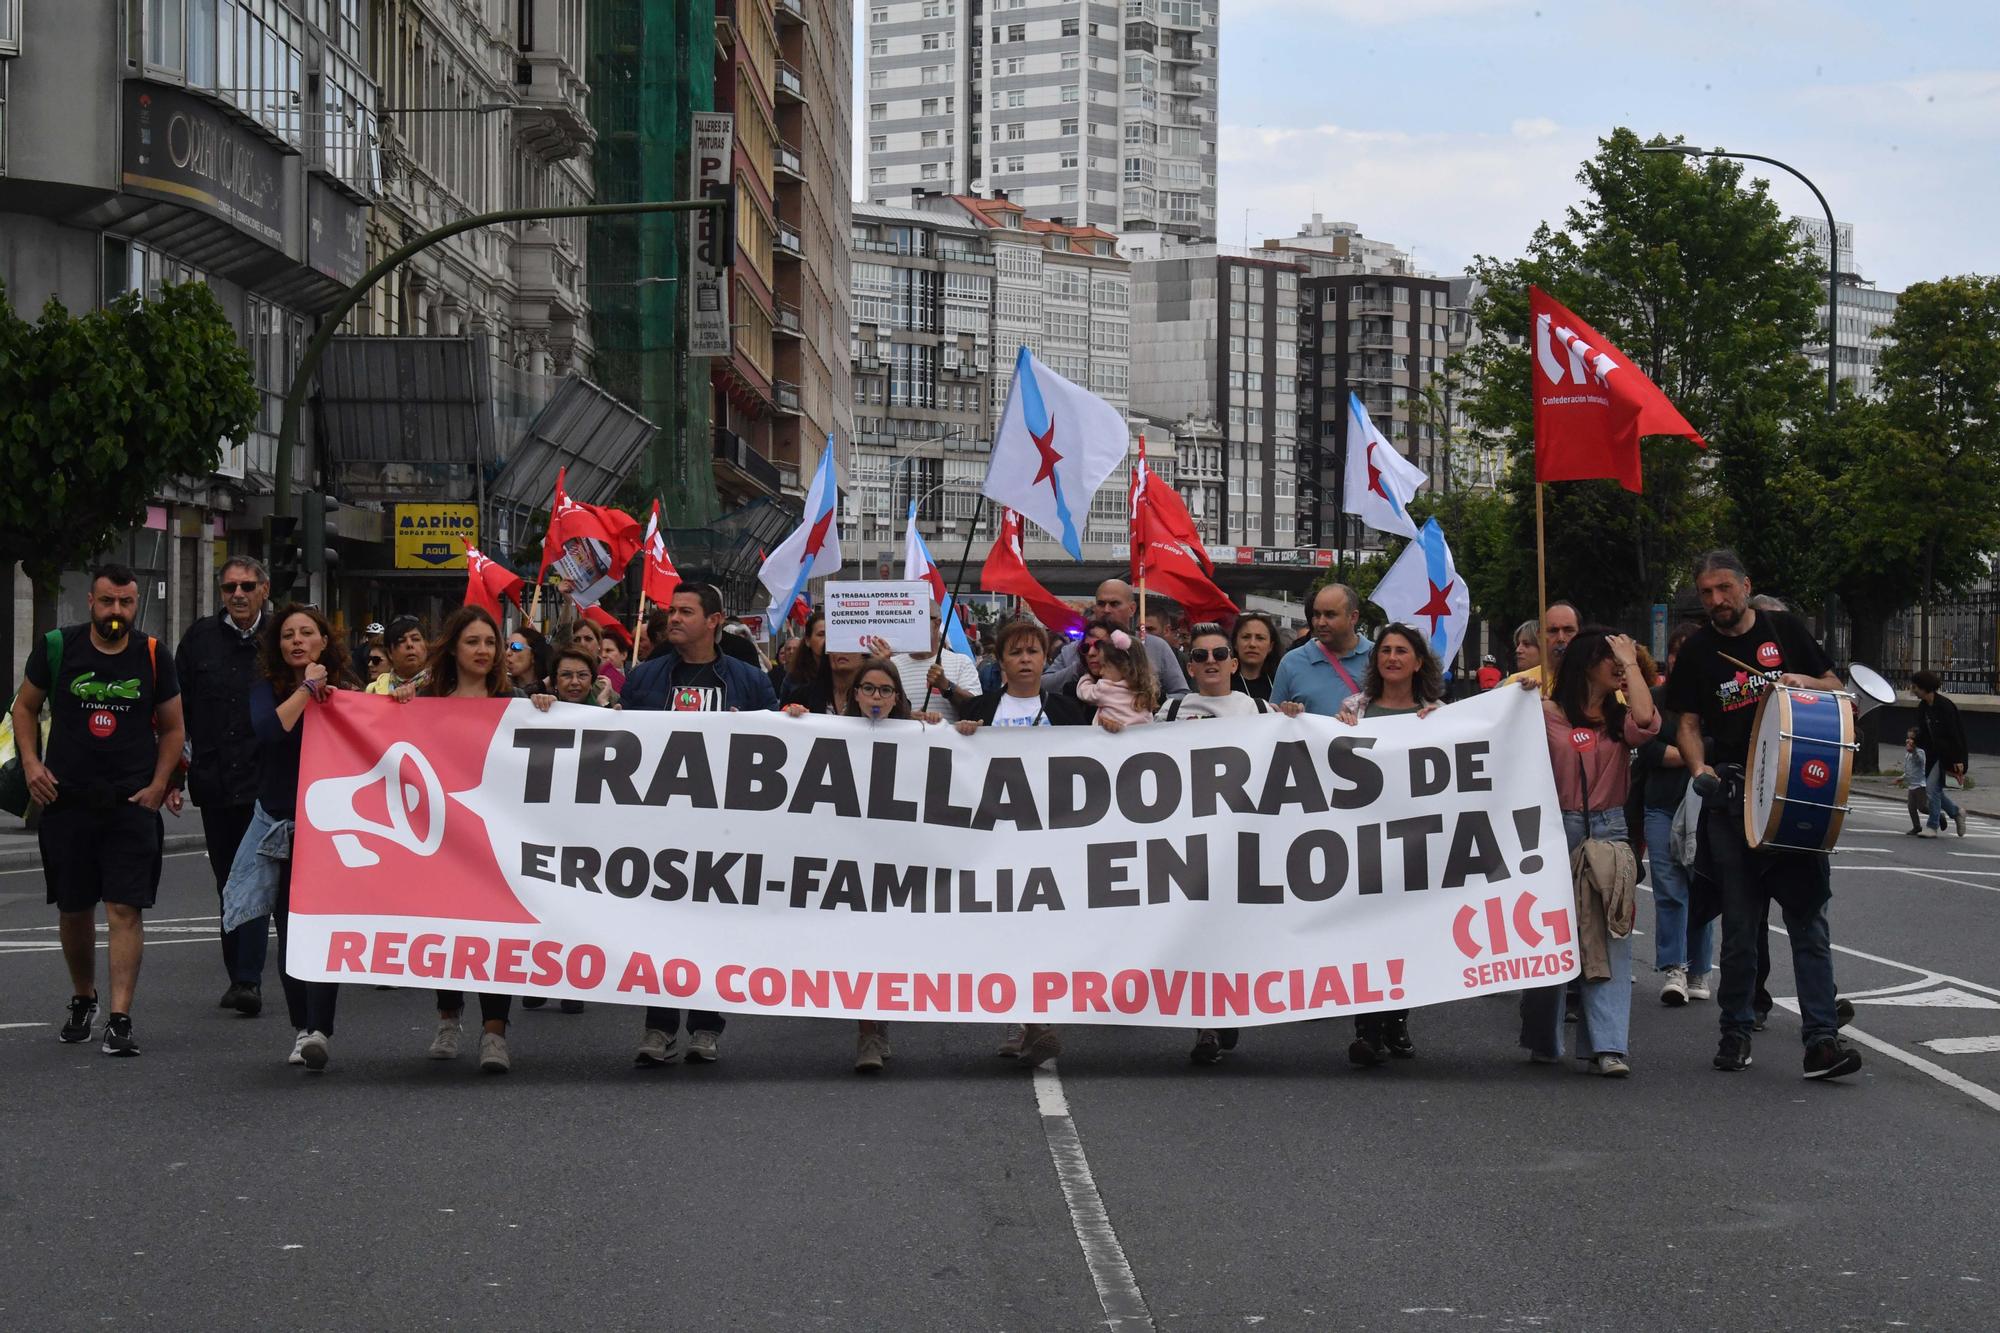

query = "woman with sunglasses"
[360, 635, 389, 685]
[504, 626, 551, 694]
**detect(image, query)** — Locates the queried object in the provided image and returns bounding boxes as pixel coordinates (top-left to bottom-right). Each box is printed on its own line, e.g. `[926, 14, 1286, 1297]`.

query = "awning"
[319, 336, 494, 467]
[488, 375, 656, 508]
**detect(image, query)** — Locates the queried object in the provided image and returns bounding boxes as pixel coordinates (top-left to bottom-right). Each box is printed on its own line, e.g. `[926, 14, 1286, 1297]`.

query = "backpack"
[1163, 695, 1270, 721]
[0, 628, 158, 816]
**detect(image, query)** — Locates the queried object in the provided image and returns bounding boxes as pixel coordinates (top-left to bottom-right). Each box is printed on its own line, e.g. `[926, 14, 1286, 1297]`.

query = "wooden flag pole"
[1534, 482, 1550, 695]
[631, 591, 649, 661]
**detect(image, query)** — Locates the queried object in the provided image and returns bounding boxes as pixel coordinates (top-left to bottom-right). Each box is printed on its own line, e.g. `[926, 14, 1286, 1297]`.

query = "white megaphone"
[304, 741, 446, 869]
[1845, 662, 1896, 719]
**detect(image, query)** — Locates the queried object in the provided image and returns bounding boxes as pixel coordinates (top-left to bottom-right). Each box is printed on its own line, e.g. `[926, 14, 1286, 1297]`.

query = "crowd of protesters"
[13, 551, 1870, 1087]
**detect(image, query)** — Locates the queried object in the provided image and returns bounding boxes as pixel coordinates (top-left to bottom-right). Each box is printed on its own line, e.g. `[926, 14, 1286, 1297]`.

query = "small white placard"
[824, 580, 931, 654]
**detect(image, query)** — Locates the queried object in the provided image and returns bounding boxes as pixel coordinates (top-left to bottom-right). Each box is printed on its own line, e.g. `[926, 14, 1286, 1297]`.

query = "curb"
[0, 832, 208, 875]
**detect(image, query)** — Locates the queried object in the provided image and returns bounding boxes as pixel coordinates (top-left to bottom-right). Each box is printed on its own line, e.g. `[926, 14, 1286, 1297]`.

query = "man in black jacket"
[1913, 670, 1969, 837]
[174, 556, 271, 1015]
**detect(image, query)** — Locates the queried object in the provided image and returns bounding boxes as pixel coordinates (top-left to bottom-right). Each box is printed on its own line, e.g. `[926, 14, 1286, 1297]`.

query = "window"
[870, 69, 888, 88]
[922, 32, 941, 50]
[1062, 17, 1079, 36]
[1061, 84, 1079, 103]
[1060, 151, 1077, 169]
[1006, 88, 1024, 108]
[921, 163, 938, 180]
[1005, 155, 1024, 173]
[870, 103, 888, 120]
[921, 130, 938, 148]
[870, 134, 887, 152]
[871, 7, 888, 21]
[1004, 121, 1025, 140]
[1004, 56, 1022, 75]
[0, 0, 19, 56]
[870, 167, 887, 185]
[921, 65, 942, 84]
[921, 97, 938, 115]
[1006, 23, 1024, 41]
[1061, 52, 1079, 70]
[1060, 117, 1078, 137]
[1059, 185, 1078, 202]
[870, 38, 887, 56]
[318, 42, 378, 193]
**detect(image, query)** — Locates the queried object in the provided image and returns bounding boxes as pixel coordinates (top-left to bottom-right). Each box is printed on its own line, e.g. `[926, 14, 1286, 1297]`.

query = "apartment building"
[862, 0, 1218, 241]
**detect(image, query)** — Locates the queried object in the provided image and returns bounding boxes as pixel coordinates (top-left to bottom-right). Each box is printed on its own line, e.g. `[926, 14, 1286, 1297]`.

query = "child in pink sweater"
[1076, 630, 1160, 732]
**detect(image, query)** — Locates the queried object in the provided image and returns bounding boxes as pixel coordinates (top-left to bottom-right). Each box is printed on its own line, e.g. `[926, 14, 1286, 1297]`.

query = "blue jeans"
[1520, 809, 1632, 1060]
[1644, 805, 1712, 974]
[1926, 761, 1961, 830]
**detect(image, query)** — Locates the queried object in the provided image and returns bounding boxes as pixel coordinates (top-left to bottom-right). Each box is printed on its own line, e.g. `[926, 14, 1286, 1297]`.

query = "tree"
[1458, 128, 1824, 623]
[0, 280, 257, 674]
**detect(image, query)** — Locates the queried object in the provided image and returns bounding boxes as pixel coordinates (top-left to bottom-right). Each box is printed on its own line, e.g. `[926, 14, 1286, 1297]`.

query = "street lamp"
[1640, 143, 1841, 411]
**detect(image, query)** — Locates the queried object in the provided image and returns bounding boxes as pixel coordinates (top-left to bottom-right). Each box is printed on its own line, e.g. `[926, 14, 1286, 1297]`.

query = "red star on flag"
[1031, 417, 1063, 487]
[1415, 578, 1456, 634]
[803, 509, 836, 558]
[1366, 441, 1390, 502]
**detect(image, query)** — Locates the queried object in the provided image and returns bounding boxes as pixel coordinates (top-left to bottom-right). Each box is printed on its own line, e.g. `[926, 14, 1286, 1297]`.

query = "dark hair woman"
[838, 658, 921, 1074]
[783, 618, 886, 718]
[504, 625, 552, 694]
[242, 604, 357, 1070]
[1230, 612, 1283, 702]
[775, 610, 826, 698]
[1524, 626, 1658, 1077]
[1331, 624, 1446, 1068]
[398, 605, 554, 1071]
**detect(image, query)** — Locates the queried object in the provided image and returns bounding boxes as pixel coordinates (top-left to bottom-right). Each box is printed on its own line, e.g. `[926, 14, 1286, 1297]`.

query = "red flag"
[639, 499, 681, 607]
[539, 466, 645, 576]
[461, 538, 524, 619]
[1530, 286, 1705, 493]
[1131, 440, 1235, 623]
[980, 508, 1085, 636]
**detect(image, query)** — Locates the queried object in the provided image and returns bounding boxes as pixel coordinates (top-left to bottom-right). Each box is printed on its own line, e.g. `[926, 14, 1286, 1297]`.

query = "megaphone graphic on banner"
[304, 741, 447, 869]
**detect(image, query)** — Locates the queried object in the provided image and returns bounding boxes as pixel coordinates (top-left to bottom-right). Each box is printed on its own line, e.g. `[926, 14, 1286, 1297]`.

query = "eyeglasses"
[1188, 646, 1233, 663]
[856, 682, 898, 698]
[366, 655, 387, 668]
[221, 581, 261, 594]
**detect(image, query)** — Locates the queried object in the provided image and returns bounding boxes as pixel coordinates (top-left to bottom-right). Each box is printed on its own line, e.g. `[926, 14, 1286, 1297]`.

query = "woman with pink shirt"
[1523, 626, 1659, 1076]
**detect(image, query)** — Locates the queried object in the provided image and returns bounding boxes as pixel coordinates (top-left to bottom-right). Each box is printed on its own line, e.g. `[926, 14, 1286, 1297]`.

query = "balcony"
[775, 141, 805, 182]
[714, 0, 735, 58]
[1350, 295, 1397, 315]
[514, 51, 596, 163]
[1354, 323, 1395, 350]
[775, 301, 802, 337]
[774, 380, 803, 415]
[775, 0, 808, 23]
[713, 426, 782, 497]
[776, 224, 803, 259]
[775, 61, 805, 103]
[938, 247, 995, 266]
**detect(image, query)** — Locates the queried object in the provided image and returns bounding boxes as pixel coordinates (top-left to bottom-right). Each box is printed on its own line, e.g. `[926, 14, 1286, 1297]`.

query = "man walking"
[1911, 670, 1969, 838]
[1664, 549, 1861, 1080]
[175, 555, 271, 1015]
[13, 564, 183, 1056]
[1041, 579, 1188, 699]
[1269, 583, 1372, 715]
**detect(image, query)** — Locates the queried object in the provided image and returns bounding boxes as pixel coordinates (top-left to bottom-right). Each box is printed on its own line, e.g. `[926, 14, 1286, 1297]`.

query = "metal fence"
[1822, 589, 2000, 695]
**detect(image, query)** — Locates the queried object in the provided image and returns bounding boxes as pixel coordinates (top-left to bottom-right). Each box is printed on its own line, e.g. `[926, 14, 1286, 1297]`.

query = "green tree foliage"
[0, 280, 258, 587]
[1458, 129, 1824, 622]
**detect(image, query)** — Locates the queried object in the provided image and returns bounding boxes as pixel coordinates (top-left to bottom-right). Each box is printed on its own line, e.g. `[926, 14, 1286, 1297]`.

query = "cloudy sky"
[853, 0, 1998, 289]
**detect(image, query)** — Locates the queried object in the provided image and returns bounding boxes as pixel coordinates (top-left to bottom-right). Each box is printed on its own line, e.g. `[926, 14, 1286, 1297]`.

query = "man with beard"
[13, 564, 183, 1057]
[1664, 549, 1860, 1081]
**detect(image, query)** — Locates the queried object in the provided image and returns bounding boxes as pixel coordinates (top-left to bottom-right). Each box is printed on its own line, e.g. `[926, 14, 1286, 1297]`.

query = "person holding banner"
[1520, 628, 1657, 1077]
[365, 615, 429, 696]
[504, 627, 552, 695]
[1333, 625, 1445, 1067]
[237, 605, 357, 1071]
[844, 659, 922, 1074]
[956, 619, 1091, 1069]
[621, 584, 778, 717]
[1229, 612, 1283, 703]
[397, 607, 557, 1073]
[1041, 580, 1188, 700]
[1272, 584, 1372, 715]
[557, 619, 618, 707]
[1075, 630, 1160, 733]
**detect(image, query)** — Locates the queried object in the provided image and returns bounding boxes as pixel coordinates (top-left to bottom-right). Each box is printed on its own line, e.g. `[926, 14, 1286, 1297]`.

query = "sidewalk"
[0, 811, 207, 874]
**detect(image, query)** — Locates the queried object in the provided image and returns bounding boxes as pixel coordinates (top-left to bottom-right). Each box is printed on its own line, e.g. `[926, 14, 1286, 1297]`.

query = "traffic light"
[709, 181, 736, 272]
[266, 513, 304, 599]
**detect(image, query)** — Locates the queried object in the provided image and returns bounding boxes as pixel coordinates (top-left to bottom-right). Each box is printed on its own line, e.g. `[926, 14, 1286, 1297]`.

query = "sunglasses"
[508, 640, 528, 652]
[1081, 640, 1104, 653]
[1188, 646, 1233, 663]
[856, 682, 898, 698]
[221, 581, 261, 594]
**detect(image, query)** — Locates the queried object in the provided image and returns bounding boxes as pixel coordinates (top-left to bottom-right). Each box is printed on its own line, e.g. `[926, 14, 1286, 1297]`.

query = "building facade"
[1793, 215, 1900, 401]
[863, 0, 1217, 240]
[0, 0, 377, 660]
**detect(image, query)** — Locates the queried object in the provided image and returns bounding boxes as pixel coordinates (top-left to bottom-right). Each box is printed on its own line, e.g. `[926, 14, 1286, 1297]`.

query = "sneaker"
[634, 1028, 677, 1067]
[521, 997, 547, 1010]
[1956, 809, 1967, 837]
[60, 993, 99, 1044]
[1905, 826, 1922, 836]
[1348, 1037, 1385, 1068]
[288, 1029, 310, 1066]
[1528, 1050, 1562, 1065]
[233, 984, 262, 1018]
[854, 1030, 890, 1074]
[1918, 828, 1939, 838]
[1190, 1029, 1222, 1065]
[427, 1018, 463, 1060]
[478, 1030, 511, 1074]
[101, 1013, 140, 1057]
[685, 1030, 721, 1063]
[299, 1031, 330, 1071]
[1381, 1014, 1416, 1059]
[1018, 1024, 1062, 1068]
[996, 1025, 1027, 1059]
[559, 999, 586, 1014]
[1218, 1028, 1241, 1051]
[1659, 966, 1689, 1007]
[1590, 1053, 1632, 1078]
[1687, 972, 1713, 1001]
[1714, 1032, 1753, 1072]
[1836, 997, 1855, 1027]
[1803, 1038, 1863, 1081]
[218, 984, 243, 1009]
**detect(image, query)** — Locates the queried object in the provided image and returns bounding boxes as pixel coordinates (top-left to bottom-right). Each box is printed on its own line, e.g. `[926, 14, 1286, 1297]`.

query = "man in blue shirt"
[1272, 582, 1372, 716]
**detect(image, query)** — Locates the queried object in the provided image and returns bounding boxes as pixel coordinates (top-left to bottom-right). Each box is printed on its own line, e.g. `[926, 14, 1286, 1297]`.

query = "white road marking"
[0, 1021, 48, 1030]
[1831, 866, 2000, 894]
[1851, 986, 2000, 1011]
[0, 937, 213, 955]
[1031, 1063, 1155, 1332]
[1920, 1036, 2000, 1056]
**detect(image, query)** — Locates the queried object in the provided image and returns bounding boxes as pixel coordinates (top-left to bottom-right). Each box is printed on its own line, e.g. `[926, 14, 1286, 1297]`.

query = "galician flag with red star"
[759, 435, 843, 632]
[984, 345, 1131, 560]
[1343, 392, 1428, 542]
[1370, 517, 1470, 668]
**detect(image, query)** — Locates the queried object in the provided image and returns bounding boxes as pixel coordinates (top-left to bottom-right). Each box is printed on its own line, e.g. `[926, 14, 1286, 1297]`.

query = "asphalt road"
[3, 792, 1998, 1332]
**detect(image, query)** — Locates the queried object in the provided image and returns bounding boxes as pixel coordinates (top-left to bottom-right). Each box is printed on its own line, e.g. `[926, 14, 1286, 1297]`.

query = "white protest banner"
[823, 580, 931, 653]
[289, 687, 1577, 1025]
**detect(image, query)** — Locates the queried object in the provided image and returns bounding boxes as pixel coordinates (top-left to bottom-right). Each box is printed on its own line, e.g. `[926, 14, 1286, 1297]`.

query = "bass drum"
[1744, 685, 1855, 853]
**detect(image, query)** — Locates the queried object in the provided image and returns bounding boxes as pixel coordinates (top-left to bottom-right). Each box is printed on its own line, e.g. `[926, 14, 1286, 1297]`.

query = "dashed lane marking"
[1032, 1063, 1156, 1332]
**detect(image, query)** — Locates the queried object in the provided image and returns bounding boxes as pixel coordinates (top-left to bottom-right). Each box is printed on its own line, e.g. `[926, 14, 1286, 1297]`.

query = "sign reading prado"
[288, 688, 1577, 1024]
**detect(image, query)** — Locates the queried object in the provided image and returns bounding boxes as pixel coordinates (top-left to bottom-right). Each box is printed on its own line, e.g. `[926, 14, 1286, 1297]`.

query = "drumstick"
[1716, 650, 1782, 681]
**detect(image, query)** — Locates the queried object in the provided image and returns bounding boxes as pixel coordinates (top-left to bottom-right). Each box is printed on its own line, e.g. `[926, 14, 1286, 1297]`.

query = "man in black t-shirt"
[13, 563, 184, 1057]
[1663, 550, 1860, 1081]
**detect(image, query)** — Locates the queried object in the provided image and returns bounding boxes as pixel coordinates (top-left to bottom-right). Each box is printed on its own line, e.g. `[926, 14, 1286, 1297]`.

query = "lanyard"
[1316, 641, 1361, 695]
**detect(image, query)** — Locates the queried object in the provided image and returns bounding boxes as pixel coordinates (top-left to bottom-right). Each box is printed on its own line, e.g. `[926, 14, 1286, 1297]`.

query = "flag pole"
[924, 494, 989, 715]
[1534, 481, 1550, 694]
[631, 591, 648, 661]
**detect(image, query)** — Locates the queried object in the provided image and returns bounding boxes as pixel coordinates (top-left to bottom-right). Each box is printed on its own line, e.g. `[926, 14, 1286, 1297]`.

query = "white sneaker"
[1918, 828, 1939, 838]
[685, 1030, 720, 1063]
[1687, 971, 1713, 1001]
[427, 1018, 463, 1060]
[288, 1029, 310, 1066]
[299, 1031, 330, 1071]
[1659, 966, 1689, 1007]
[634, 1028, 678, 1067]
[478, 1030, 511, 1074]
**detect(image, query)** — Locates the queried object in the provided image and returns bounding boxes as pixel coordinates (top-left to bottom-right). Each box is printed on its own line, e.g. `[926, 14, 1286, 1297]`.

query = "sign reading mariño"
[122, 82, 288, 248]
[393, 504, 478, 570]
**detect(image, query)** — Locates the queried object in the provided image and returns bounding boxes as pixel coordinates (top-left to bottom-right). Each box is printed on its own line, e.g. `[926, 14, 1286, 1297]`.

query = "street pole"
[271, 198, 723, 523]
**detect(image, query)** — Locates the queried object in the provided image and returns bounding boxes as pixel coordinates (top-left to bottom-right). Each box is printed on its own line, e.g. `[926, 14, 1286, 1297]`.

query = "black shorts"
[39, 803, 165, 913]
